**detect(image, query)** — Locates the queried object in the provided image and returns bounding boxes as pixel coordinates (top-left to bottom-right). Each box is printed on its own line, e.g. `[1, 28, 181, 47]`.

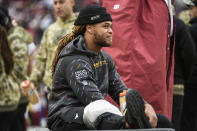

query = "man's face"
[92, 21, 113, 47]
[189, 6, 197, 19]
[53, 0, 73, 20]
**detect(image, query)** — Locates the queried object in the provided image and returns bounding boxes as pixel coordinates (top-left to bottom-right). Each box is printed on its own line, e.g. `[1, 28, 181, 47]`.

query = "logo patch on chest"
[75, 69, 88, 79]
[94, 60, 107, 68]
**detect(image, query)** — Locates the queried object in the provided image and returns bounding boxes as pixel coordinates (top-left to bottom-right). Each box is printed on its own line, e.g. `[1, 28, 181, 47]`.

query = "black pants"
[172, 94, 183, 131]
[0, 103, 28, 131]
[12, 102, 28, 131]
[180, 88, 197, 131]
[50, 113, 173, 131]
[0, 110, 18, 131]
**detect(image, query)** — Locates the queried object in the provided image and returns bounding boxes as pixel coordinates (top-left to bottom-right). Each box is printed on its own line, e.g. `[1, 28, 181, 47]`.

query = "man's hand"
[144, 103, 158, 128]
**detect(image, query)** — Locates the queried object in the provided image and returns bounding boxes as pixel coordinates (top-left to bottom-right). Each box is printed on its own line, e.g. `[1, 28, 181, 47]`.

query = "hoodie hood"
[190, 17, 197, 24]
[59, 35, 98, 59]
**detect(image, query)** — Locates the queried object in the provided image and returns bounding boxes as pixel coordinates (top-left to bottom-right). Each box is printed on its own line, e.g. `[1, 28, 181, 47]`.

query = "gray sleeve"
[106, 54, 128, 104]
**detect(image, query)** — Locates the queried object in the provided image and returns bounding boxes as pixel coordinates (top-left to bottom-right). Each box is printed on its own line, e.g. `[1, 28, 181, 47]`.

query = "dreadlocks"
[0, 25, 14, 74]
[51, 25, 85, 77]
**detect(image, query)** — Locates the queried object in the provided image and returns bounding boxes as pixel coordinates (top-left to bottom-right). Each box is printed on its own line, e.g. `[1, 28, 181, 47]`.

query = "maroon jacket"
[100, 0, 174, 120]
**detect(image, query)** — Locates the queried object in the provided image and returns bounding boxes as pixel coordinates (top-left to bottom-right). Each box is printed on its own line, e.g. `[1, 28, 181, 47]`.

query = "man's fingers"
[144, 103, 158, 128]
[149, 115, 158, 128]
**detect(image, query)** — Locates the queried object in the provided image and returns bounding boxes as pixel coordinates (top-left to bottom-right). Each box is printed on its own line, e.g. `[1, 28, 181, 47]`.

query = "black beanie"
[74, 4, 112, 25]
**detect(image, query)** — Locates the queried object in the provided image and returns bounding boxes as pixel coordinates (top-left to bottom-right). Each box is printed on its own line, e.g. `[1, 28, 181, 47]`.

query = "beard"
[93, 31, 112, 47]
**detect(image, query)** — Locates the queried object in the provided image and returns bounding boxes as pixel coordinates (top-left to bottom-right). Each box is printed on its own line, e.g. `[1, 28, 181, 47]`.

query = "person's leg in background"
[0, 110, 18, 131]
[172, 94, 183, 131]
[181, 88, 197, 131]
[11, 102, 28, 131]
[172, 84, 184, 131]
[18, 102, 28, 131]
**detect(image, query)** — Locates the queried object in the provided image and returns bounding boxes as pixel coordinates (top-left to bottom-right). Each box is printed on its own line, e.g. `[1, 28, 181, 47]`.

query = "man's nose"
[108, 27, 113, 34]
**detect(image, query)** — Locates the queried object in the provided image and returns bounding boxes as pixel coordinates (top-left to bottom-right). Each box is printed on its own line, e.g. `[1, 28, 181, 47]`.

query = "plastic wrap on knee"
[83, 99, 122, 129]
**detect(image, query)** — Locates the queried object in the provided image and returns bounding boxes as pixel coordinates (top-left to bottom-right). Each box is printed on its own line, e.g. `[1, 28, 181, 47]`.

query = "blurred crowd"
[0, 0, 99, 45]
[1, 0, 54, 45]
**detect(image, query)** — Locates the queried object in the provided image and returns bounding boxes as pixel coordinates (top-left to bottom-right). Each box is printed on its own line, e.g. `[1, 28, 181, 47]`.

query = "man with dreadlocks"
[48, 4, 173, 130]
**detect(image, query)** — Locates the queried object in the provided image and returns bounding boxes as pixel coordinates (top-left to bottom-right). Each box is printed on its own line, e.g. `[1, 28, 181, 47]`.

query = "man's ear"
[86, 25, 94, 34]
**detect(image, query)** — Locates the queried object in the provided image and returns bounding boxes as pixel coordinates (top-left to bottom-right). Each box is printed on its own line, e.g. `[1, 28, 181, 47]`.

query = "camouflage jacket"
[0, 25, 32, 111]
[9, 26, 32, 104]
[0, 56, 20, 112]
[30, 14, 77, 90]
[8, 26, 32, 84]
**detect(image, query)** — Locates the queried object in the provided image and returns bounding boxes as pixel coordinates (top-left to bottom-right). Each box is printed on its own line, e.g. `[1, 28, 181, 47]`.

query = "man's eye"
[104, 25, 109, 28]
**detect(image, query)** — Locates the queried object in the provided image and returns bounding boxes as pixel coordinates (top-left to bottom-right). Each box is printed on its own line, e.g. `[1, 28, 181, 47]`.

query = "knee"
[83, 99, 123, 129]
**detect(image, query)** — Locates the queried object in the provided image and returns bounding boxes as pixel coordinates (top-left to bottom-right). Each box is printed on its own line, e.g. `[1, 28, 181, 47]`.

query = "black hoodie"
[186, 17, 197, 89]
[174, 16, 196, 84]
[47, 35, 127, 128]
